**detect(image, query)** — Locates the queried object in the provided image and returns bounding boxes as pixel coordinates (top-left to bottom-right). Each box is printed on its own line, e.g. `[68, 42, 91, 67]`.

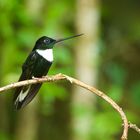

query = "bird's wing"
[13, 51, 40, 109]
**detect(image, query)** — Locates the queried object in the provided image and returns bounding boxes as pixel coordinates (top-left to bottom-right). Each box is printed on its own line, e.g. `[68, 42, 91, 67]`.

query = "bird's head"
[34, 36, 56, 50]
[33, 34, 83, 51]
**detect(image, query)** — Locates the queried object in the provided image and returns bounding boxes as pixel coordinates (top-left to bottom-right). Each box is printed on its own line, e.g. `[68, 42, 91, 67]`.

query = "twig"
[129, 122, 140, 134]
[63, 74, 128, 140]
[0, 73, 139, 139]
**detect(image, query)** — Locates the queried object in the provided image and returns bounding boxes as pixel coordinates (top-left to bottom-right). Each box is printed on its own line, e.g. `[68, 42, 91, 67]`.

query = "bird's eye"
[44, 39, 50, 44]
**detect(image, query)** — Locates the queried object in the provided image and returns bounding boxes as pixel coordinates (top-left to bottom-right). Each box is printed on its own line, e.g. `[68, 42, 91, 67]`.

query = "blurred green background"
[0, 0, 140, 140]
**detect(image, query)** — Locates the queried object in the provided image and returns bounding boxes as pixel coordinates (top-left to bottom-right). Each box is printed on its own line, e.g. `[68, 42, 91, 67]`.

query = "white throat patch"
[36, 49, 53, 62]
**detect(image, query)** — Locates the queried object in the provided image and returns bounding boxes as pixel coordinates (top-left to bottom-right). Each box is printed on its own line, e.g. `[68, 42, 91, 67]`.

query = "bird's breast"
[36, 49, 53, 62]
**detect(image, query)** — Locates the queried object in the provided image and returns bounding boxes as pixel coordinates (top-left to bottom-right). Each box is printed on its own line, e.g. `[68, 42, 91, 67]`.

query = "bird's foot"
[32, 76, 39, 80]
[64, 75, 73, 83]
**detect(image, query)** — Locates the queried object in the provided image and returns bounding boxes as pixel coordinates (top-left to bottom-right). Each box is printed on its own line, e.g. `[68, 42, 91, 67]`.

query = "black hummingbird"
[13, 34, 83, 110]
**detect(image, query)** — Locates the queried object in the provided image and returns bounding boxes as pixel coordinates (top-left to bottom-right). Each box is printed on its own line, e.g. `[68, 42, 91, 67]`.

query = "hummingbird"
[13, 34, 83, 110]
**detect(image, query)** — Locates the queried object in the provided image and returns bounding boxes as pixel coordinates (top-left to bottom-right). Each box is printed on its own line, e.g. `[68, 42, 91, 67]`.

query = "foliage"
[0, 0, 140, 140]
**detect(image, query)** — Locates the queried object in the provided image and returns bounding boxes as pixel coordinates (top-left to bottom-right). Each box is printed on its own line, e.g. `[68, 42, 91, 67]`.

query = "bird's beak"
[55, 33, 83, 43]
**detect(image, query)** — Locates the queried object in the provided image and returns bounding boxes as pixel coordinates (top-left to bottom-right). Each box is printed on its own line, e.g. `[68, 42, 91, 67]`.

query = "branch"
[129, 122, 140, 134]
[0, 73, 139, 140]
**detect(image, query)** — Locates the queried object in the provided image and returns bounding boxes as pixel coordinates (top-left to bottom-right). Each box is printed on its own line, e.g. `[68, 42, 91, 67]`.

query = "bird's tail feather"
[14, 83, 42, 110]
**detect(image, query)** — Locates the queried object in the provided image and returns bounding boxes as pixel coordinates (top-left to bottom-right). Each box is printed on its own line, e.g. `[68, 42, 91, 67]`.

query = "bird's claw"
[65, 75, 73, 83]
[32, 76, 39, 80]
